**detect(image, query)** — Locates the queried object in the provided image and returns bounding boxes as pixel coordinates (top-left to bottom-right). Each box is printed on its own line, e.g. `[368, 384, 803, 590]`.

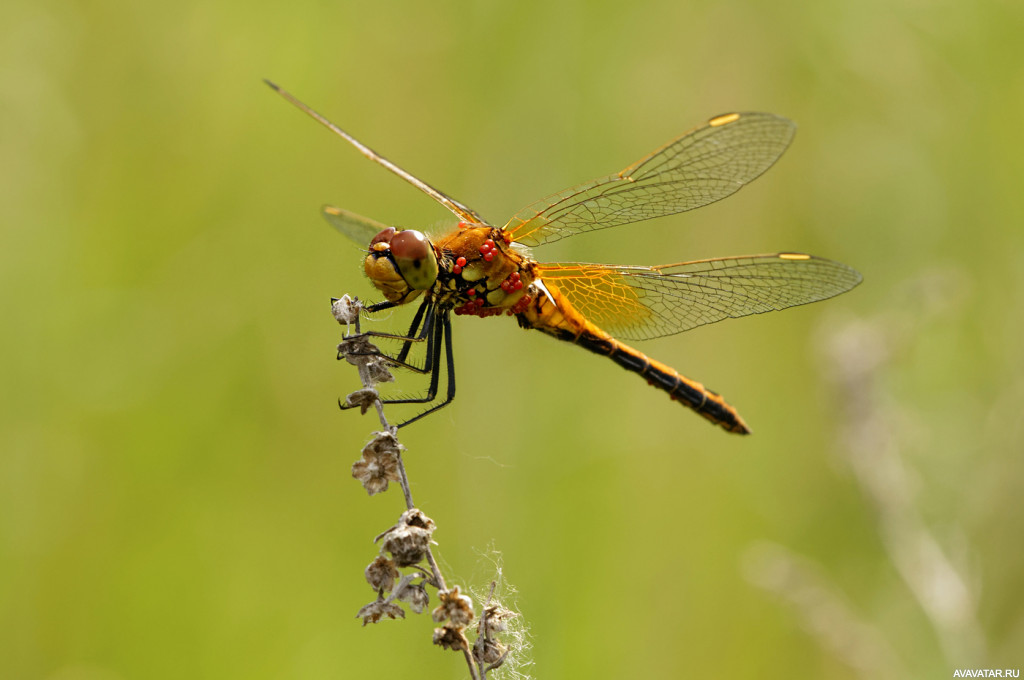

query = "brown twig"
[334, 295, 480, 680]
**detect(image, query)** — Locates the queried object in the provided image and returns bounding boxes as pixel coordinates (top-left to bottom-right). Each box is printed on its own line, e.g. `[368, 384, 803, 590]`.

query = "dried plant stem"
[475, 582, 506, 679]
[466, 649, 481, 680]
[335, 296, 477, 680]
[393, 448, 419, 529]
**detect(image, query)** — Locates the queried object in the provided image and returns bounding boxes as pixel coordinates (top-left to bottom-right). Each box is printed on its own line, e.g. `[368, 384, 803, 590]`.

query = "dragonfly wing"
[536, 253, 862, 341]
[267, 81, 489, 226]
[504, 112, 796, 247]
[322, 205, 391, 245]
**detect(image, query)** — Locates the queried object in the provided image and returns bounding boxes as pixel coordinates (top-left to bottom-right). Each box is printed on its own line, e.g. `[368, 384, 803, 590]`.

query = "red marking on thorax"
[438, 224, 534, 320]
[508, 294, 532, 316]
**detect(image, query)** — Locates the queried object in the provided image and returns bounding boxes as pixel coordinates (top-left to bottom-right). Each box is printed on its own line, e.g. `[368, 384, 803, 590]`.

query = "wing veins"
[537, 254, 862, 341]
[503, 113, 797, 246]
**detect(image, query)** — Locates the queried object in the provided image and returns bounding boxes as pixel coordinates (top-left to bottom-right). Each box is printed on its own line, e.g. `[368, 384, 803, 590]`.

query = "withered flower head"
[433, 625, 470, 652]
[479, 603, 514, 636]
[337, 337, 395, 386]
[363, 357, 395, 384]
[352, 432, 403, 496]
[397, 581, 430, 614]
[473, 636, 508, 668]
[337, 335, 376, 361]
[398, 508, 435, 531]
[432, 586, 475, 627]
[378, 509, 436, 567]
[356, 599, 405, 626]
[364, 556, 400, 593]
[331, 295, 361, 325]
[343, 387, 380, 415]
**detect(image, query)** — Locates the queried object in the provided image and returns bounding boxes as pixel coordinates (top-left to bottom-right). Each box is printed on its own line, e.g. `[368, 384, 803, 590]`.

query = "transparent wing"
[535, 253, 862, 341]
[267, 80, 488, 225]
[321, 205, 391, 245]
[504, 112, 796, 247]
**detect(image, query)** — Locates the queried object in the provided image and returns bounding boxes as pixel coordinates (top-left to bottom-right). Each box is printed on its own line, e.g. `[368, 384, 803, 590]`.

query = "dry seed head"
[331, 294, 361, 325]
[379, 508, 435, 567]
[480, 603, 514, 636]
[352, 432, 402, 495]
[382, 532, 428, 568]
[363, 357, 395, 384]
[432, 586, 475, 627]
[471, 571, 531, 679]
[337, 334, 376, 358]
[363, 430, 404, 458]
[343, 387, 381, 415]
[473, 636, 508, 668]
[433, 625, 470, 652]
[364, 556, 400, 593]
[356, 599, 405, 626]
[337, 335, 395, 386]
[397, 581, 430, 614]
[398, 508, 435, 531]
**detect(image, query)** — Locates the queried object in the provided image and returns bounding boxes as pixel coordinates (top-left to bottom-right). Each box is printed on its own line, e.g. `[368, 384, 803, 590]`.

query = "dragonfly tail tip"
[731, 417, 752, 435]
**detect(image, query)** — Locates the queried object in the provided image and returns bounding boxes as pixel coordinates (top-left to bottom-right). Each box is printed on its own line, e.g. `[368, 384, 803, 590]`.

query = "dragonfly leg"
[378, 316, 443, 406]
[341, 302, 436, 373]
[339, 304, 457, 426]
[395, 301, 429, 363]
[393, 310, 456, 428]
[363, 300, 399, 314]
[359, 310, 448, 403]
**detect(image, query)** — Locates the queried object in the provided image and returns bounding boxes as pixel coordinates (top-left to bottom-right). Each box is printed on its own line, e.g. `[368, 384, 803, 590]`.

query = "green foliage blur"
[3, 0, 1022, 678]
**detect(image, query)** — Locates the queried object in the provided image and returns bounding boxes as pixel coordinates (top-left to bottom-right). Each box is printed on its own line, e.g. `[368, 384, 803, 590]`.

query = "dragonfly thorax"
[364, 228, 439, 304]
[433, 225, 535, 318]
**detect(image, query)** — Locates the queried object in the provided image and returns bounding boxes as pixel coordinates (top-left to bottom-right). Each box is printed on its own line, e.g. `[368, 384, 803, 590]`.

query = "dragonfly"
[267, 80, 862, 434]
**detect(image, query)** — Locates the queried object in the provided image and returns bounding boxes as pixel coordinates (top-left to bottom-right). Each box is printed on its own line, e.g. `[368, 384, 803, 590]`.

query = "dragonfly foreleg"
[396, 300, 430, 363]
[350, 310, 453, 423]
[338, 302, 456, 426]
[393, 310, 456, 428]
[340, 302, 436, 373]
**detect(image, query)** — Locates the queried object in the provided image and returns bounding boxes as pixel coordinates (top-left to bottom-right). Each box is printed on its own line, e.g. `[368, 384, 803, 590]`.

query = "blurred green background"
[3, 0, 1023, 677]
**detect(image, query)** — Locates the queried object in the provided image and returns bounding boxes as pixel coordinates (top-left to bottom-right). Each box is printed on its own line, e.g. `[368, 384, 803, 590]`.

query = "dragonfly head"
[364, 228, 439, 303]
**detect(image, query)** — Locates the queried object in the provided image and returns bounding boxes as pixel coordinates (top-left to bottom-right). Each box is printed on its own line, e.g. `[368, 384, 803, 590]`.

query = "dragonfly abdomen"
[578, 333, 751, 435]
[518, 281, 751, 434]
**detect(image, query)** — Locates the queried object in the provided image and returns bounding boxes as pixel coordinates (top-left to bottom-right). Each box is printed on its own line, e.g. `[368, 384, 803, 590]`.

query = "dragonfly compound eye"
[369, 227, 397, 247]
[389, 229, 439, 290]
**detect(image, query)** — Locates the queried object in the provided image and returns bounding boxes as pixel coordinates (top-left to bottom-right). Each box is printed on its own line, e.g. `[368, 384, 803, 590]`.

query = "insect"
[267, 81, 861, 433]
